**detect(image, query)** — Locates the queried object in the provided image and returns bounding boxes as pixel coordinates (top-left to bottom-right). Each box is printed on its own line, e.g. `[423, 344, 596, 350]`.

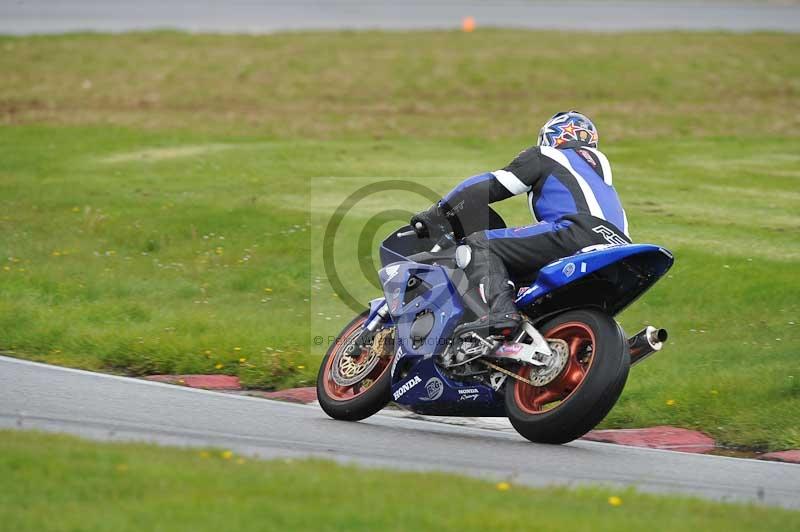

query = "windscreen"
[379, 226, 436, 267]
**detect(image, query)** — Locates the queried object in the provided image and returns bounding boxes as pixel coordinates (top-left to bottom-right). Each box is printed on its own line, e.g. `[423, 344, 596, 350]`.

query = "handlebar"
[396, 225, 454, 256]
[396, 221, 426, 238]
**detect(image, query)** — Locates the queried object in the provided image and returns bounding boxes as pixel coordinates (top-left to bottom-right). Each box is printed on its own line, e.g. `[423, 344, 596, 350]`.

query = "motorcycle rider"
[411, 111, 631, 339]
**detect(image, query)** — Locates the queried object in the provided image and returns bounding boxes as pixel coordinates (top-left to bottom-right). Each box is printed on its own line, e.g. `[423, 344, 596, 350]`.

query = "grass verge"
[1, 430, 798, 531]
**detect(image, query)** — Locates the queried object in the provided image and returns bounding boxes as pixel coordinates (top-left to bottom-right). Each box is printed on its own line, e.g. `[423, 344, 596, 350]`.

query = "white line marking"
[0, 355, 315, 410]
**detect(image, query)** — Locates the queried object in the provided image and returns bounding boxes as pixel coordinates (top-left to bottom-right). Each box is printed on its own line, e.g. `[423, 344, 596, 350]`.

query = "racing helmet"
[537, 110, 598, 149]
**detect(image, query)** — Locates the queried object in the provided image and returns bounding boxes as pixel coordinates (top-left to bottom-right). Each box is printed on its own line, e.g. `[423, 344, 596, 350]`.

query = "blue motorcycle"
[317, 219, 673, 444]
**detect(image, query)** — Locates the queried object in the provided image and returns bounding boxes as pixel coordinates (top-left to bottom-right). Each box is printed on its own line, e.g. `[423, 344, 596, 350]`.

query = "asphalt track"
[1, 356, 799, 509]
[1, 0, 799, 34]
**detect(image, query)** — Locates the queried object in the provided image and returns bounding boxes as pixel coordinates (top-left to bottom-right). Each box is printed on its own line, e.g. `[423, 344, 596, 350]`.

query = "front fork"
[345, 302, 390, 356]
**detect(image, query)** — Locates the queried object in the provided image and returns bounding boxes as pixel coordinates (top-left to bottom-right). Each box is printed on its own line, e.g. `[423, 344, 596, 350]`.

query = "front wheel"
[505, 309, 629, 444]
[317, 312, 395, 421]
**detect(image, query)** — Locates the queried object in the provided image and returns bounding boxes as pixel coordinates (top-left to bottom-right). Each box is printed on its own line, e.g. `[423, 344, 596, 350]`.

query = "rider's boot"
[453, 247, 521, 340]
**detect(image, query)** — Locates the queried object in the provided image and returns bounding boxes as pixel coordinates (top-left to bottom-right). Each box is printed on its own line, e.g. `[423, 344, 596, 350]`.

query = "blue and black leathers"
[416, 140, 631, 336]
[443, 141, 629, 240]
[447, 140, 630, 278]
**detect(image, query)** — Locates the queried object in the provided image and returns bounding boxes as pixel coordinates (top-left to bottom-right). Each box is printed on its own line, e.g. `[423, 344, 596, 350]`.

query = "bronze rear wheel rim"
[513, 321, 596, 415]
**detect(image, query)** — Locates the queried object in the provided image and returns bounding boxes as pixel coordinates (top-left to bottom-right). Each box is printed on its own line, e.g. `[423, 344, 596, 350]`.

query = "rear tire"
[317, 312, 394, 421]
[505, 309, 629, 444]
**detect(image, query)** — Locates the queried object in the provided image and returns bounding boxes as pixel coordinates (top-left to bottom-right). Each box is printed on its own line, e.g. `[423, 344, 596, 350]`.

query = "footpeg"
[489, 342, 549, 367]
[484, 321, 570, 387]
[448, 331, 500, 367]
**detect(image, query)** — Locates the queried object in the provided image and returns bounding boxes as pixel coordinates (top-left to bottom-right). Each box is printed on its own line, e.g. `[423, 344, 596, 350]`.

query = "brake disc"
[331, 328, 394, 387]
[527, 338, 569, 386]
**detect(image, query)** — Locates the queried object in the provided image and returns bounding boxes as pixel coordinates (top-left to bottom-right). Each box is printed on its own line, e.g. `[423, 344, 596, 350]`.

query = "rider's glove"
[410, 202, 448, 240]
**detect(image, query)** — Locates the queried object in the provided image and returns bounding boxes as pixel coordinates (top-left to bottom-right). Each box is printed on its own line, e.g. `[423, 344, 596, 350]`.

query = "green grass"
[1, 31, 799, 449]
[2, 430, 798, 531]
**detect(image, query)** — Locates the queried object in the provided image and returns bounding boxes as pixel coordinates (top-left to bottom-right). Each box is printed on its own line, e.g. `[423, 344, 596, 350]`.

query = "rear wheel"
[317, 312, 395, 421]
[505, 309, 629, 444]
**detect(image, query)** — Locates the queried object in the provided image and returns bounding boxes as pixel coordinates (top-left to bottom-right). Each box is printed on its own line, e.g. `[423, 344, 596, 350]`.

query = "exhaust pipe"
[628, 326, 668, 366]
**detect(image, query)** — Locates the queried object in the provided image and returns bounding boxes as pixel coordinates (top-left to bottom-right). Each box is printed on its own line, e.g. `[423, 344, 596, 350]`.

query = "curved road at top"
[0, 1, 799, 34]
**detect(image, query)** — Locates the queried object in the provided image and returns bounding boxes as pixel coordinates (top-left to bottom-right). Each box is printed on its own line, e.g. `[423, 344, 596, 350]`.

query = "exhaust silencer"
[628, 326, 668, 366]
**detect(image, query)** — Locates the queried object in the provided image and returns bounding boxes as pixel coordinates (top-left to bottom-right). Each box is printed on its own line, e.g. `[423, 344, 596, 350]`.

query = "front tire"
[505, 309, 629, 444]
[317, 312, 395, 421]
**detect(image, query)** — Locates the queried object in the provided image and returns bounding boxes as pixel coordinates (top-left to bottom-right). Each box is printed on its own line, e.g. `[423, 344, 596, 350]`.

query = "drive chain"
[477, 359, 536, 386]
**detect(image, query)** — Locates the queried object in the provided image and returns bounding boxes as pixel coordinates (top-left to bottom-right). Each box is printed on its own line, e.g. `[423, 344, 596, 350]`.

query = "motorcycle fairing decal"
[418, 377, 444, 401]
[390, 356, 496, 411]
[392, 375, 422, 401]
[390, 344, 404, 378]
